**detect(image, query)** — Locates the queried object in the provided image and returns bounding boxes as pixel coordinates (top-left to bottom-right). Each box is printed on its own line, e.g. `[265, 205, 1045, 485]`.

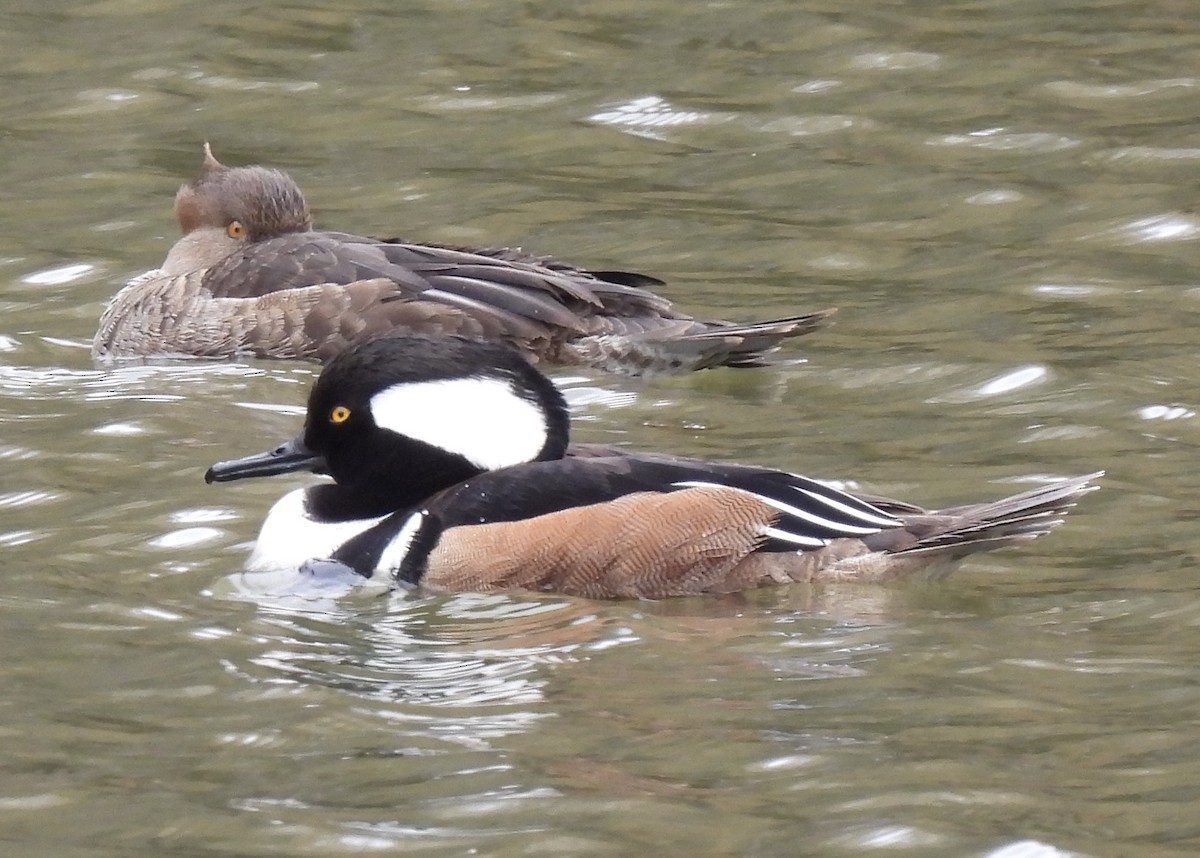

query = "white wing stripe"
[760, 526, 828, 548]
[672, 480, 884, 536]
[790, 485, 901, 528]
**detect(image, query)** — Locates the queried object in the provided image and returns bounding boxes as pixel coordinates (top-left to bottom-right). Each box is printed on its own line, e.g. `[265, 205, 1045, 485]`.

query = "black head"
[207, 334, 571, 517]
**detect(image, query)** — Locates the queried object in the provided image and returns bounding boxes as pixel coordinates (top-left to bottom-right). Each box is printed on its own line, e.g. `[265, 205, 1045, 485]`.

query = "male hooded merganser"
[92, 144, 835, 373]
[205, 333, 1101, 599]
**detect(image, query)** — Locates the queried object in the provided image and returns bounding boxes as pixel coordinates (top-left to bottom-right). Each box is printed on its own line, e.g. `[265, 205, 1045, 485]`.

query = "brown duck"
[205, 333, 1102, 599]
[93, 144, 835, 373]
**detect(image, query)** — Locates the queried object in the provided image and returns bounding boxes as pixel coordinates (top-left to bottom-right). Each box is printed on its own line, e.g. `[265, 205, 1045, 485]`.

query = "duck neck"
[324, 437, 489, 520]
[161, 227, 242, 275]
[303, 482, 421, 523]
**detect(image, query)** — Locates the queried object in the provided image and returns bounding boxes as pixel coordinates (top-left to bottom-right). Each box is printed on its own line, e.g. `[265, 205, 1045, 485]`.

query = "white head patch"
[368, 376, 548, 470]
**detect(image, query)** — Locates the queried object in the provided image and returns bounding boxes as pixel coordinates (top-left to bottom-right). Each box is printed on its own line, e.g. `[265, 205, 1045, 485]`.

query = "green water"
[2, 0, 1198, 855]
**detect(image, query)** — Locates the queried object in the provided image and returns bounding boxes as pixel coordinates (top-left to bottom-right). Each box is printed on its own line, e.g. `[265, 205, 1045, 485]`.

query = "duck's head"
[173, 142, 312, 243]
[206, 334, 571, 513]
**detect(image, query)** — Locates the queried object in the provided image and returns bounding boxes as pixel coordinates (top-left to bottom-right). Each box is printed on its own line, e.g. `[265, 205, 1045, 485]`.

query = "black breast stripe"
[326, 506, 421, 578]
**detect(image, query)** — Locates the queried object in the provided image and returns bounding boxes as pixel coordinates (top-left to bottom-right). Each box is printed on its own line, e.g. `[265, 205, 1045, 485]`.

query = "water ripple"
[750, 114, 866, 136]
[1118, 214, 1200, 243]
[418, 91, 564, 112]
[928, 364, 1052, 403]
[974, 365, 1049, 398]
[170, 507, 239, 524]
[928, 127, 1080, 152]
[1138, 404, 1194, 422]
[0, 530, 40, 547]
[965, 189, 1025, 206]
[1044, 77, 1198, 100]
[588, 95, 732, 140]
[92, 421, 146, 436]
[219, 592, 630, 731]
[851, 51, 941, 71]
[791, 79, 842, 94]
[0, 363, 271, 400]
[20, 263, 98, 286]
[984, 839, 1084, 858]
[134, 66, 319, 93]
[1098, 145, 1200, 165]
[148, 527, 225, 549]
[57, 89, 148, 116]
[0, 489, 61, 508]
[1077, 212, 1200, 245]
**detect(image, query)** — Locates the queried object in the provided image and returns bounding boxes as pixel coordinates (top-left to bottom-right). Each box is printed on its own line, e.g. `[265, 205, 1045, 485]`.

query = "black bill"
[205, 435, 326, 483]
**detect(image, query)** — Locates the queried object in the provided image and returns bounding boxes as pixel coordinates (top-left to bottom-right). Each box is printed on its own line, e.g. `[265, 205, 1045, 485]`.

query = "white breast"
[245, 488, 388, 572]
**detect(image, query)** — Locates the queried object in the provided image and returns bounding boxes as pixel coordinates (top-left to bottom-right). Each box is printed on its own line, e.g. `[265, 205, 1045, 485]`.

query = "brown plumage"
[414, 466, 1101, 599]
[93, 144, 835, 373]
[204, 334, 1102, 599]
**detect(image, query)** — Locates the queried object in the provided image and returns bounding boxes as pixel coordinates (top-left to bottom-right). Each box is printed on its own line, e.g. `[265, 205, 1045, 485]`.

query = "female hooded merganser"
[205, 334, 1101, 599]
[93, 144, 835, 373]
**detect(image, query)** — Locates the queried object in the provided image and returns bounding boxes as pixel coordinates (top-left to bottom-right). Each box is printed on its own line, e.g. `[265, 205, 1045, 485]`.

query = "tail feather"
[567, 308, 837, 374]
[901, 471, 1102, 557]
[681, 310, 838, 368]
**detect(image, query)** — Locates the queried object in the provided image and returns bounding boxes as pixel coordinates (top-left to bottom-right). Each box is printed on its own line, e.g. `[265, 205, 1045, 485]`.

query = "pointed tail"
[903, 471, 1103, 557]
[568, 308, 837, 374]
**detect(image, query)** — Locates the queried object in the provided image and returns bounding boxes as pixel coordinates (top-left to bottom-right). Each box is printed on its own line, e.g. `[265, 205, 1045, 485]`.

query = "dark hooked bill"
[205, 435, 327, 483]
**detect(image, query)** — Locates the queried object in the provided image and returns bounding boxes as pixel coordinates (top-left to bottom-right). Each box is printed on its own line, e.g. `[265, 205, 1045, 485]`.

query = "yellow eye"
[227, 220, 246, 239]
[330, 405, 351, 424]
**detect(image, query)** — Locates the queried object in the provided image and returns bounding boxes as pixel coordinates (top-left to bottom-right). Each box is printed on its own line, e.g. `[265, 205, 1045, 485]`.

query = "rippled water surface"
[3, 0, 1199, 855]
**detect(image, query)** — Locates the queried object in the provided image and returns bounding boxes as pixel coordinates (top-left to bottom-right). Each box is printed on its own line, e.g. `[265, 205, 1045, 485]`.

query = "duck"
[204, 333, 1101, 599]
[92, 144, 835, 374]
